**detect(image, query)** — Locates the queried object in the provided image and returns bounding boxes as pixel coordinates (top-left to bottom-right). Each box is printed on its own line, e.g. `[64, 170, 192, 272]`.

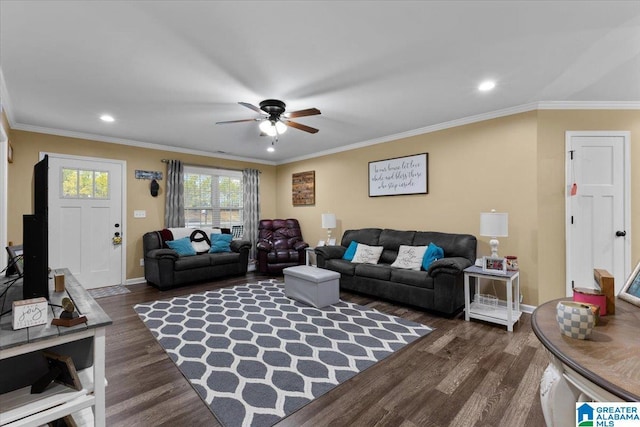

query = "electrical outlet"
[134, 210, 146, 218]
[140, 258, 144, 266]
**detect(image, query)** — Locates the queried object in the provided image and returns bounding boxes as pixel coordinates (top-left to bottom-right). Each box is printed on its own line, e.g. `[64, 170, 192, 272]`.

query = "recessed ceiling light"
[478, 81, 496, 92]
[267, 146, 275, 152]
[100, 114, 115, 122]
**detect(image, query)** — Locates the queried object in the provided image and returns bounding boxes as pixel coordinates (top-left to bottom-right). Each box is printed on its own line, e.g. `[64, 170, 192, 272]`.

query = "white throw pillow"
[191, 240, 211, 253]
[351, 243, 384, 264]
[391, 245, 428, 270]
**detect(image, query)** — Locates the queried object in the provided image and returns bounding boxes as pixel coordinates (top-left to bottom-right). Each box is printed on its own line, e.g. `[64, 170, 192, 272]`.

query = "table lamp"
[321, 213, 337, 244]
[480, 210, 508, 258]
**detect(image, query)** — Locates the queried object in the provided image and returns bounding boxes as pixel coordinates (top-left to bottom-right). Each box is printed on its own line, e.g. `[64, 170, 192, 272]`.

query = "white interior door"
[566, 131, 630, 296]
[47, 154, 125, 289]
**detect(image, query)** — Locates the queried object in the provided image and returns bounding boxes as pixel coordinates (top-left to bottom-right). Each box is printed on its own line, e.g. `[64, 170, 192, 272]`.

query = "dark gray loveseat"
[315, 228, 476, 315]
[143, 228, 252, 290]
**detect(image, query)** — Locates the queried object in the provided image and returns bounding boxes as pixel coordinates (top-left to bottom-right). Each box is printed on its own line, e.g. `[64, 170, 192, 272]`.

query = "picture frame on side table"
[317, 240, 325, 247]
[619, 260, 640, 308]
[482, 256, 507, 274]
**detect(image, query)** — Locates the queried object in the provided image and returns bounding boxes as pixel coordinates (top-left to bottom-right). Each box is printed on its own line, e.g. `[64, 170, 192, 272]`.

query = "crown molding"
[537, 101, 640, 110]
[10, 123, 277, 166]
[278, 102, 541, 164]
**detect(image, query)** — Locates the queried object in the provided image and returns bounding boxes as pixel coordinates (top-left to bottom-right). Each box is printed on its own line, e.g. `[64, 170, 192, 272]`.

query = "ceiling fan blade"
[286, 108, 321, 118]
[216, 118, 260, 124]
[238, 102, 264, 114]
[284, 120, 319, 134]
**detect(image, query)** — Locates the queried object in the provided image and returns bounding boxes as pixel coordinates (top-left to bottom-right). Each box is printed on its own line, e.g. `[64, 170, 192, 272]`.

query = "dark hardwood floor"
[97, 273, 546, 427]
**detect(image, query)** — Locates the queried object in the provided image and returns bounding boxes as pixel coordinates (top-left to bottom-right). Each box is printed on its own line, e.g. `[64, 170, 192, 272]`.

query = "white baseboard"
[126, 276, 146, 285]
[519, 303, 536, 314]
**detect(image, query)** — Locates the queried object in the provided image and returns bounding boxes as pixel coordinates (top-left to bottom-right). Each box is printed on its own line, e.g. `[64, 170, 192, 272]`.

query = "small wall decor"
[135, 170, 163, 180]
[369, 153, 428, 197]
[292, 171, 315, 206]
[7, 141, 13, 163]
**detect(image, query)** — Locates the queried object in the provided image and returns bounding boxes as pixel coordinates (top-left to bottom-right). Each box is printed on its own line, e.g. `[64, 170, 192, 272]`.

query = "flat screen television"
[22, 155, 49, 300]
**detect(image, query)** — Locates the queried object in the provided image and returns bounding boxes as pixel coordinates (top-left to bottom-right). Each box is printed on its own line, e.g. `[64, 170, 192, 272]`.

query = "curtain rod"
[160, 159, 260, 173]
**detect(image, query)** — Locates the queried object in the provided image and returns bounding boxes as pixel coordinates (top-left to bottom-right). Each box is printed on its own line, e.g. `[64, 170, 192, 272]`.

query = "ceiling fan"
[216, 99, 321, 136]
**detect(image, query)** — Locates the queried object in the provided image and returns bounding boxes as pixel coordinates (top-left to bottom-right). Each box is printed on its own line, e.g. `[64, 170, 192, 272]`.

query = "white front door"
[47, 154, 125, 289]
[565, 131, 630, 296]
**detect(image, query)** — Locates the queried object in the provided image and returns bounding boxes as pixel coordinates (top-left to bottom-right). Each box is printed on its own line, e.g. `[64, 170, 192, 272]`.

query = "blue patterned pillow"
[166, 237, 196, 256]
[422, 242, 444, 270]
[342, 241, 358, 260]
[209, 234, 233, 253]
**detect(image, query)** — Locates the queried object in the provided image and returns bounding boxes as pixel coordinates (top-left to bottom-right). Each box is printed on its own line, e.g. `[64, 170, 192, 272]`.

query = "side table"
[463, 265, 521, 332]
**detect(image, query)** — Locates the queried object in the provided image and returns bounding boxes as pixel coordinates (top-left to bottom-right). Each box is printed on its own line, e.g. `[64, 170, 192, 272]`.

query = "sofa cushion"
[166, 237, 197, 256]
[413, 231, 476, 263]
[209, 234, 232, 253]
[208, 252, 240, 266]
[379, 229, 416, 264]
[325, 259, 356, 276]
[342, 240, 358, 261]
[422, 242, 444, 270]
[340, 228, 382, 247]
[352, 244, 383, 264]
[355, 263, 392, 281]
[389, 269, 434, 290]
[174, 254, 210, 271]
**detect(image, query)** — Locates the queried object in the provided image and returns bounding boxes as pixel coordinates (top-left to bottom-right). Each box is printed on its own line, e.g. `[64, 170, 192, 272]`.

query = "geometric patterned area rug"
[134, 280, 433, 427]
[87, 284, 131, 299]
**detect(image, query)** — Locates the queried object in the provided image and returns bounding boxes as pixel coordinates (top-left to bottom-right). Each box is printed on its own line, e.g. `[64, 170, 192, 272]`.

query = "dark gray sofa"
[314, 228, 477, 315]
[143, 229, 252, 290]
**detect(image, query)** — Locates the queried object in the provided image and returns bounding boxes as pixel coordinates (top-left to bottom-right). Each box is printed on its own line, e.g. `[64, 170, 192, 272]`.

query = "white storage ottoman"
[283, 265, 340, 308]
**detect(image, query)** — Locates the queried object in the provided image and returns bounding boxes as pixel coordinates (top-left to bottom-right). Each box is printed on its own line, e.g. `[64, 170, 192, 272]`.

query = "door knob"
[616, 230, 626, 237]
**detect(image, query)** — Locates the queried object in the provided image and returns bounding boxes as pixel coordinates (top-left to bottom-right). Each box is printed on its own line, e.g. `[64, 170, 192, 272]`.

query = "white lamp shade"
[480, 212, 508, 237]
[321, 213, 336, 229]
[259, 120, 287, 136]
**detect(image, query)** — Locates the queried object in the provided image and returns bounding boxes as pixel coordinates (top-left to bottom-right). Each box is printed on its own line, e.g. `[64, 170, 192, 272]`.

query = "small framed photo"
[317, 240, 326, 247]
[619, 260, 640, 308]
[482, 256, 507, 274]
[42, 351, 83, 391]
[328, 238, 336, 246]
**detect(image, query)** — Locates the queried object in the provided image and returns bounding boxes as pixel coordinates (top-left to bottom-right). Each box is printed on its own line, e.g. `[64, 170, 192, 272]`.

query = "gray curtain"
[243, 168, 260, 261]
[165, 160, 185, 228]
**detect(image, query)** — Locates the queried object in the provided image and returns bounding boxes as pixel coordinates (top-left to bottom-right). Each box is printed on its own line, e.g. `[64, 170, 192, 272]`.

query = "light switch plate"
[134, 210, 146, 218]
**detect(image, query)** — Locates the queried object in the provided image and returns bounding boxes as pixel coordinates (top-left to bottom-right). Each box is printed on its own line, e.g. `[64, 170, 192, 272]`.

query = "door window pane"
[61, 168, 110, 199]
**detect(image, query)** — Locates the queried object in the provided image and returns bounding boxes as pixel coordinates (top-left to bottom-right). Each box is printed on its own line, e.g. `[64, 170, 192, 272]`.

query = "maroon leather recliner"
[256, 218, 309, 274]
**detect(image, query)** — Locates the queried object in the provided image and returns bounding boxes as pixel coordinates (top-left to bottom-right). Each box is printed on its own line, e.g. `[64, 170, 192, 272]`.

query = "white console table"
[463, 265, 521, 332]
[532, 298, 640, 427]
[0, 269, 112, 427]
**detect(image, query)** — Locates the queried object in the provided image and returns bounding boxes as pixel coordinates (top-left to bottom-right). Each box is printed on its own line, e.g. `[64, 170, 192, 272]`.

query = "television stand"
[0, 268, 112, 426]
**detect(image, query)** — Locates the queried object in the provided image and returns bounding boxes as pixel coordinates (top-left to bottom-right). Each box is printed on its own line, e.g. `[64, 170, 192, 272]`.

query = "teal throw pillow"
[342, 241, 358, 261]
[166, 237, 196, 256]
[422, 242, 444, 270]
[209, 233, 233, 253]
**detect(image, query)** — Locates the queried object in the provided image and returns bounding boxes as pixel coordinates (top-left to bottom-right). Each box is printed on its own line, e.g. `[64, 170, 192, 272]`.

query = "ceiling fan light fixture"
[259, 119, 287, 136]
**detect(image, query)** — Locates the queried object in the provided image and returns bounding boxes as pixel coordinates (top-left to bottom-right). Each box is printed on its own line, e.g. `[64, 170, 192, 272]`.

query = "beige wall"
[278, 109, 640, 306]
[6, 109, 639, 306]
[536, 110, 640, 304]
[7, 130, 277, 280]
[277, 112, 540, 304]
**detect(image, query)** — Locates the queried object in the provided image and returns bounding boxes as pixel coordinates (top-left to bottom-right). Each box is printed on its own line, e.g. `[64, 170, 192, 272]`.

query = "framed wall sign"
[619, 261, 640, 307]
[369, 153, 428, 197]
[292, 171, 315, 206]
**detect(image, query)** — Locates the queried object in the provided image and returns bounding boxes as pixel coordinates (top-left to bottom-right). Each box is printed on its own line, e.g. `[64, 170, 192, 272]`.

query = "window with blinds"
[183, 166, 243, 229]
